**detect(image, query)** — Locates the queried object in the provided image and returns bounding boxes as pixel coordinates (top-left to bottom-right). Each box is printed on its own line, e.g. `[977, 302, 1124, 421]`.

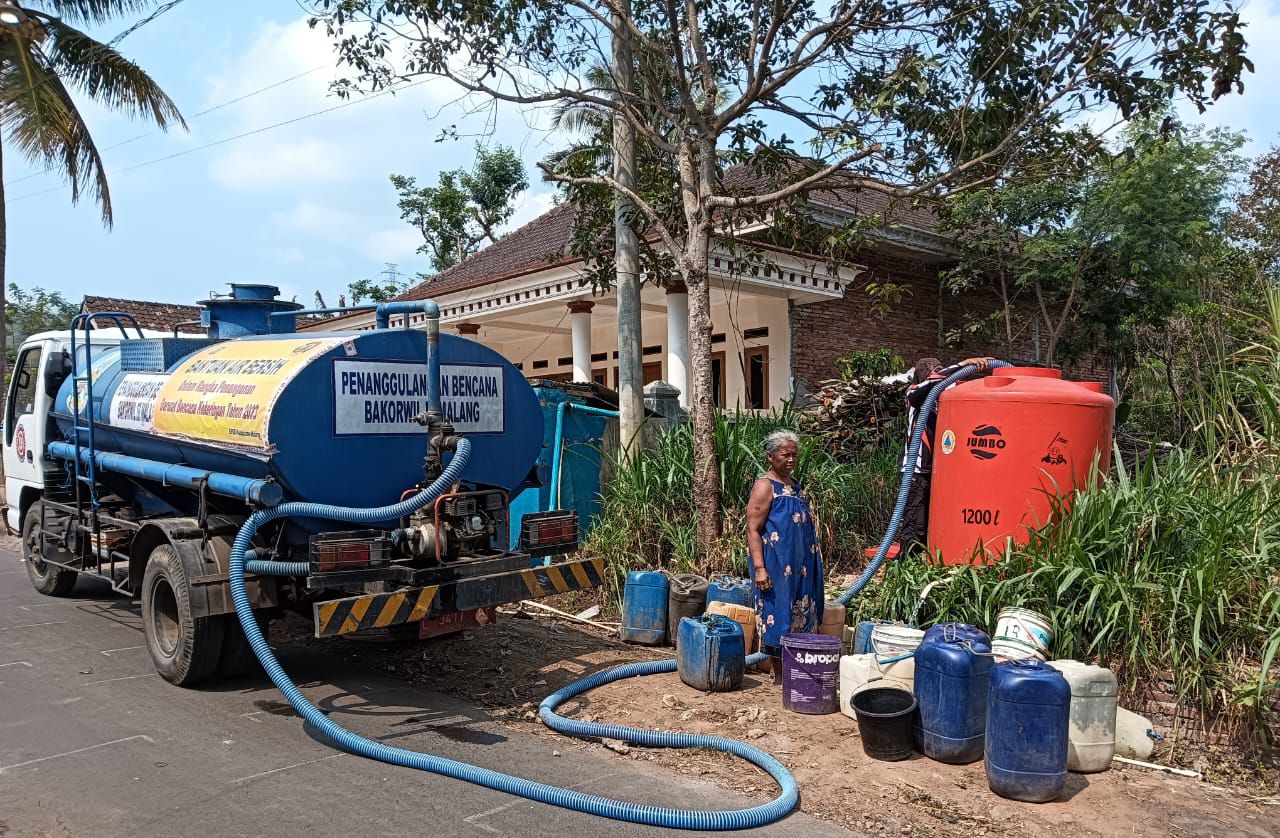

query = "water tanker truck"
[3, 285, 599, 685]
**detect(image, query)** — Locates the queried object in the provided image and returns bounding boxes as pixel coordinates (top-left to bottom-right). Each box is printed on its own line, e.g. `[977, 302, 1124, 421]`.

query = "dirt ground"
[276, 607, 1280, 838]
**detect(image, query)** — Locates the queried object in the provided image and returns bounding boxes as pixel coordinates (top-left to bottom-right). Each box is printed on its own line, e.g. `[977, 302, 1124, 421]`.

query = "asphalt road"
[0, 544, 852, 838]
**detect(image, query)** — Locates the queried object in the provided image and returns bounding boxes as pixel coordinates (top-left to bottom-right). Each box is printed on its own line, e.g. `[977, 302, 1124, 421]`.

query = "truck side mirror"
[43, 351, 72, 398]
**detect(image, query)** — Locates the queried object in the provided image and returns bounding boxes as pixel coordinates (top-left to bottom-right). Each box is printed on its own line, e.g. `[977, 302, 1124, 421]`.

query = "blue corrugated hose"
[836, 361, 1011, 606]
[230, 437, 799, 830]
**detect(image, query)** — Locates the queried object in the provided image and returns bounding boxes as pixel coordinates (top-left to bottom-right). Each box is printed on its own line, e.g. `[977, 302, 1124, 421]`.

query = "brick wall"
[790, 248, 945, 392]
[789, 247, 1112, 393]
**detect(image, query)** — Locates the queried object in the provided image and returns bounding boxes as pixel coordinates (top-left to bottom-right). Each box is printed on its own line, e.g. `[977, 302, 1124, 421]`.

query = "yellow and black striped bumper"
[313, 555, 605, 638]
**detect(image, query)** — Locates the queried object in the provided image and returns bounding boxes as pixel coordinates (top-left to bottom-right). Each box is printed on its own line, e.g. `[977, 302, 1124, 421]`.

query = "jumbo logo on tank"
[967, 424, 1006, 460]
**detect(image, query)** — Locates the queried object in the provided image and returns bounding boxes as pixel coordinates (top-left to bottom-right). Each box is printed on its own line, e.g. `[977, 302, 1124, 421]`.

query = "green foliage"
[942, 116, 1247, 370]
[584, 410, 900, 611]
[835, 348, 904, 382]
[6, 283, 76, 355]
[390, 144, 528, 273]
[347, 276, 405, 304]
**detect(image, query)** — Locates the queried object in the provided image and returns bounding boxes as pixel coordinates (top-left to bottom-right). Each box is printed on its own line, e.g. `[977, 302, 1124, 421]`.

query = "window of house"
[710, 351, 726, 408]
[611, 363, 664, 389]
[744, 347, 768, 410]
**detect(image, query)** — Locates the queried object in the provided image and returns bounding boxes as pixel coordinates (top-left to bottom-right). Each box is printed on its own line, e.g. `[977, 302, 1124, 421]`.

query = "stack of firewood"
[800, 375, 908, 457]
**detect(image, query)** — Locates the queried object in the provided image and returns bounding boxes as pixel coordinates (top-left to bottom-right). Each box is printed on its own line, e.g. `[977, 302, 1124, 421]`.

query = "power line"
[108, 0, 188, 46]
[9, 77, 434, 203]
[6, 64, 330, 187]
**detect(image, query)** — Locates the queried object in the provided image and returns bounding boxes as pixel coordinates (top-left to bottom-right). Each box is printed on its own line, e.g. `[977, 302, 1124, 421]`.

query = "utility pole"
[612, 0, 644, 453]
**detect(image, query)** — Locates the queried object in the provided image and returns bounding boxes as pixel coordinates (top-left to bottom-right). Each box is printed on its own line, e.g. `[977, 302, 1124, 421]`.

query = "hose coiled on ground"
[229, 437, 799, 830]
[836, 361, 1011, 606]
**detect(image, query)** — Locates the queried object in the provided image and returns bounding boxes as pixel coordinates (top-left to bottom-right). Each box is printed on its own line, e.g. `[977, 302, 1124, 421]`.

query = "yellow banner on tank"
[152, 338, 343, 450]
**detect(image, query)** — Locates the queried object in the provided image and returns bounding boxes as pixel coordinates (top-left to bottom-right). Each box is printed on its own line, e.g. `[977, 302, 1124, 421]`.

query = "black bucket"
[851, 687, 917, 761]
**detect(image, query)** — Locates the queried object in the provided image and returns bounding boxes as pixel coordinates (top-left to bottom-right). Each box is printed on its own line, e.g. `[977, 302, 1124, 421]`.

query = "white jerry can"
[839, 653, 916, 720]
[1049, 659, 1119, 772]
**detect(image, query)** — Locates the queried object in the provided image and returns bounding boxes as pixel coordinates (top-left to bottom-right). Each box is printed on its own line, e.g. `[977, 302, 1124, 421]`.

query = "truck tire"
[141, 545, 224, 686]
[217, 613, 269, 678]
[22, 506, 77, 597]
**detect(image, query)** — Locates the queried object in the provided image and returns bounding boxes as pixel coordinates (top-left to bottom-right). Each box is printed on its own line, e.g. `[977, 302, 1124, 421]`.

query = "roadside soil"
[275, 607, 1280, 838]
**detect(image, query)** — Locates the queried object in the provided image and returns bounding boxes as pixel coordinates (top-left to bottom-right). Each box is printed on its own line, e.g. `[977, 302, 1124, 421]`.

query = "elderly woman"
[746, 430, 824, 677]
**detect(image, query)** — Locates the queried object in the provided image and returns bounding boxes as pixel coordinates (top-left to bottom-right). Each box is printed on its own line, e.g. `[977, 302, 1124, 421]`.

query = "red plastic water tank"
[927, 368, 1115, 565]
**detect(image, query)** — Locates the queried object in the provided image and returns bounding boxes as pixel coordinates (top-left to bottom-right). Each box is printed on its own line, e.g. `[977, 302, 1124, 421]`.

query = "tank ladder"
[68, 312, 143, 578]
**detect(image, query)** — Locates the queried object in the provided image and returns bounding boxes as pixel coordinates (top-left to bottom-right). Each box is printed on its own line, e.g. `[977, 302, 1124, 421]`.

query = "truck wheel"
[141, 545, 224, 686]
[23, 507, 77, 597]
[217, 613, 269, 678]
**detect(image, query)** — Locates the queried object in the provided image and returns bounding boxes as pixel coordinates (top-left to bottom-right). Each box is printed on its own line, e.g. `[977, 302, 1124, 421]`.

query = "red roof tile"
[81, 296, 203, 334]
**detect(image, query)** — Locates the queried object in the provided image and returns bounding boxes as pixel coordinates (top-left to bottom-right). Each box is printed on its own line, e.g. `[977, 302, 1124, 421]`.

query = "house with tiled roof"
[80, 296, 204, 335]
[304, 186, 1038, 409]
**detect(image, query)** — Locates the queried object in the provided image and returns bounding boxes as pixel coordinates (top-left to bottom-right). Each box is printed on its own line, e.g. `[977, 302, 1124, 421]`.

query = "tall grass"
[583, 407, 900, 612]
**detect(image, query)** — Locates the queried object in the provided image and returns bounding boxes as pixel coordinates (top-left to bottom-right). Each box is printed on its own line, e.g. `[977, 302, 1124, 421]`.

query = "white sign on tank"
[110, 373, 169, 432]
[333, 361, 504, 435]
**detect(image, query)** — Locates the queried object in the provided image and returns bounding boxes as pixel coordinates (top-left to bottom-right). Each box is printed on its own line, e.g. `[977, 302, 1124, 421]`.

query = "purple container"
[781, 632, 841, 714]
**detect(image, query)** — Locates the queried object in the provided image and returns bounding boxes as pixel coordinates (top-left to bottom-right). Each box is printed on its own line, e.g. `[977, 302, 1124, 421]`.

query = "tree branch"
[538, 164, 684, 260]
[707, 145, 883, 208]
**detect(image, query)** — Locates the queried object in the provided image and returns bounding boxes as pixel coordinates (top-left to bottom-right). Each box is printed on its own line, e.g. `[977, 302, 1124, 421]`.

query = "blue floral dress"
[753, 477, 824, 652]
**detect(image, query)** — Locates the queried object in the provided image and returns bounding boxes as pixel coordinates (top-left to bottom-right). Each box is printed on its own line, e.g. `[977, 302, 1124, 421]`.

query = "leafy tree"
[943, 117, 1245, 370]
[314, 0, 1250, 557]
[391, 144, 528, 273]
[347, 277, 404, 304]
[346, 263, 409, 305]
[1232, 145, 1280, 282]
[5, 282, 76, 363]
[0, 2, 185, 386]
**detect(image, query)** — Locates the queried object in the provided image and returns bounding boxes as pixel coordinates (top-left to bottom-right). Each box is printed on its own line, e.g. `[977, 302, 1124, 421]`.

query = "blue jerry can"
[619, 571, 668, 645]
[986, 659, 1072, 802]
[705, 575, 753, 607]
[676, 615, 746, 692]
[913, 625, 994, 763]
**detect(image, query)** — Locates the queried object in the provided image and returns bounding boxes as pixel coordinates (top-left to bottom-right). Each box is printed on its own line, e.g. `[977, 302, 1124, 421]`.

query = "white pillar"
[568, 300, 594, 383]
[665, 282, 690, 408]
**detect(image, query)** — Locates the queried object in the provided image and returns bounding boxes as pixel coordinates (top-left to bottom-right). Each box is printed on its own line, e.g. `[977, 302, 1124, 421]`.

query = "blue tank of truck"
[53, 296, 542, 512]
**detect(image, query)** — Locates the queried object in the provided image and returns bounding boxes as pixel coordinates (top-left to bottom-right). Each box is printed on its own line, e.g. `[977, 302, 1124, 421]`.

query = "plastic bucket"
[851, 687, 917, 761]
[781, 633, 841, 715]
[870, 624, 925, 659]
[992, 607, 1053, 661]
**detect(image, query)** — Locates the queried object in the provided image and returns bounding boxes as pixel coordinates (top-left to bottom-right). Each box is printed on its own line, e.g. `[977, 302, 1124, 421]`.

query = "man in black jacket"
[898, 356, 994, 553]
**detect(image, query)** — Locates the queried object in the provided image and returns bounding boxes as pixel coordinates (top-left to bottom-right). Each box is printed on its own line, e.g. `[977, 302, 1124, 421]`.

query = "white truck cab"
[3, 329, 170, 535]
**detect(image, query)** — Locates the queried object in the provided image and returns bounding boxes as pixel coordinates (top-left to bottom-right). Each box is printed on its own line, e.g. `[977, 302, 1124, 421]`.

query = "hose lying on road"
[836, 360, 1011, 606]
[229, 437, 799, 831]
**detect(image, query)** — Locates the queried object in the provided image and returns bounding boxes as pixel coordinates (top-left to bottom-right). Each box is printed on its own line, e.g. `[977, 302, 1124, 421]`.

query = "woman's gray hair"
[763, 429, 800, 455]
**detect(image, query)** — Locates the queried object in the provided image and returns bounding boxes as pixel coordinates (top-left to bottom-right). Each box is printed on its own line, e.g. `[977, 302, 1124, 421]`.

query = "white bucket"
[992, 607, 1053, 661]
[870, 624, 925, 659]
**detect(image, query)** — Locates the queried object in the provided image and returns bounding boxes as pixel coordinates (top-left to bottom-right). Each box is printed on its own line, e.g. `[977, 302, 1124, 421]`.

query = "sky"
[6, 0, 1280, 310]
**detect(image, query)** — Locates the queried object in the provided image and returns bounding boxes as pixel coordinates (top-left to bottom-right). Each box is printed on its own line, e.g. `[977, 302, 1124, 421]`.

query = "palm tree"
[0, 1, 185, 381]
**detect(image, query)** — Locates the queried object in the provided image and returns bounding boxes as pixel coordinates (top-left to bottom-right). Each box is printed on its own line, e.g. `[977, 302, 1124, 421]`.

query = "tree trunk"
[686, 244, 720, 564]
[678, 139, 721, 565]
[612, 0, 645, 455]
